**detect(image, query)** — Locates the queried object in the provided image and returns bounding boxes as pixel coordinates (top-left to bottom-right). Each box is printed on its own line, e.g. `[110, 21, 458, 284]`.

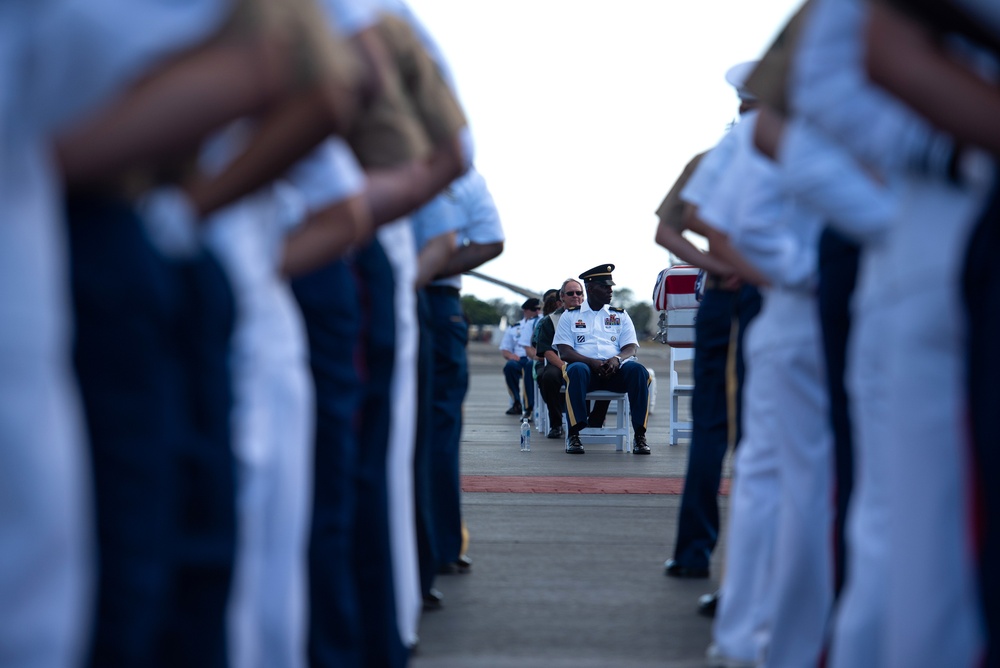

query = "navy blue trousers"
[68, 195, 185, 668]
[160, 250, 237, 668]
[963, 177, 1000, 668]
[817, 227, 860, 596]
[427, 288, 470, 567]
[671, 285, 760, 570]
[70, 196, 236, 668]
[353, 240, 407, 667]
[292, 259, 364, 668]
[502, 356, 533, 409]
[414, 290, 439, 594]
[564, 361, 650, 435]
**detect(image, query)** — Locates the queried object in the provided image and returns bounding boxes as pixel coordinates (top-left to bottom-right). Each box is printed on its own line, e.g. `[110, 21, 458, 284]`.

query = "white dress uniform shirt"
[516, 315, 541, 351]
[424, 168, 505, 290]
[500, 321, 527, 359]
[790, 0, 944, 181]
[552, 301, 639, 360]
[680, 124, 742, 212]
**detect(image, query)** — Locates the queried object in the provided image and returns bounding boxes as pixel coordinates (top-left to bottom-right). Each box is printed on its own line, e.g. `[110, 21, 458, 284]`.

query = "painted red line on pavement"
[461, 475, 731, 495]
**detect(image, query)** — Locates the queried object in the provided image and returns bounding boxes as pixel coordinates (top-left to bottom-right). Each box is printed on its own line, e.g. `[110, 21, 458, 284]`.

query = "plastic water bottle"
[520, 417, 531, 452]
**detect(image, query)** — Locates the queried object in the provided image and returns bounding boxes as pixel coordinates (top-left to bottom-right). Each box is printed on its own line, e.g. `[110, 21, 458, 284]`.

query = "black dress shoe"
[546, 426, 564, 439]
[505, 404, 522, 416]
[664, 559, 710, 579]
[439, 554, 472, 574]
[422, 588, 444, 611]
[698, 591, 720, 617]
[566, 433, 585, 454]
[632, 433, 651, 455]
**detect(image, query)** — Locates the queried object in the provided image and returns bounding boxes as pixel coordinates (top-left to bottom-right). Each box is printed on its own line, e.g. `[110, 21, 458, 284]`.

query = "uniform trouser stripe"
[643, 375, 652, 431]
[725, 313, 740, 448]
[562, 366, 578, 428]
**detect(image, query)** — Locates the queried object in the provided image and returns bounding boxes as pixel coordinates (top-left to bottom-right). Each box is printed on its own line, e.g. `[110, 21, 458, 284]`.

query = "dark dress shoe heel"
[422, 588, 444, 611]
[664, 559, 710, 579]
[698, 591, 720, 617]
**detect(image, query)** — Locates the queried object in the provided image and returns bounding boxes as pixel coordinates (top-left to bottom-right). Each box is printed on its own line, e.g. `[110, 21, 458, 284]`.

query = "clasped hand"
[594, 357, 619, 378]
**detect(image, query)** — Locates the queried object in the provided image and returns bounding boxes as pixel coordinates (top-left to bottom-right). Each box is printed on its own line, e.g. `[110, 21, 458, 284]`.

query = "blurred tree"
[612, 287, 636, 309]
[460, 294, 503, 325]
[490, 298, 521, 325]
[628, 302, 654, 339]
[612, 287, 654, 339]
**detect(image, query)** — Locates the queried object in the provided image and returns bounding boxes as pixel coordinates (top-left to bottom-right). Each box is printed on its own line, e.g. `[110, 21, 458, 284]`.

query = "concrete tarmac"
[411, 340, 731, 668]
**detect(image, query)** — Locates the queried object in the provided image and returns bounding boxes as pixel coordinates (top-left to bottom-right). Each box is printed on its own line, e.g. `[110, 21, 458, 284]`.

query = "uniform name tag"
[574, 320, 586, 329]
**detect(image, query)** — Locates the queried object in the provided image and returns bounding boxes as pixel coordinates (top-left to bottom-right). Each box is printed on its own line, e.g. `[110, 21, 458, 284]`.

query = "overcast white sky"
[407, 0, 803, 304]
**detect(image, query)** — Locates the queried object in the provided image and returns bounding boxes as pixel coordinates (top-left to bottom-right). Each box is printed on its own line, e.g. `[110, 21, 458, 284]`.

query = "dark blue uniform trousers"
[161, 250, 237, 668]
[292, 259, 364, 668]
[68, 195, 185, 668]
[962, 177, 1000, 668]
[70, 196, 237, 668]
[427, 288, 470, 567]
[817, 227, 860, 596]
[414, 290, 438, 595]
[353, 239, 407, 667]
[563, 360, 650, 435]
[671, 285, 760, 571]
[503, 356, 534, 410]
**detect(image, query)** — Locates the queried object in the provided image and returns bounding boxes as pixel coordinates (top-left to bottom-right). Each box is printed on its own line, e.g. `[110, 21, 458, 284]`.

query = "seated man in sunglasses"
[533, 279, 581, 438]
[554, 264, 652, 454]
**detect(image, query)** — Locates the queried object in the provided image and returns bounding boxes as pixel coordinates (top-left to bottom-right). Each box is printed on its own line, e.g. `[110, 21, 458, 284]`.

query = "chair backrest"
[670, 347, 695, 386]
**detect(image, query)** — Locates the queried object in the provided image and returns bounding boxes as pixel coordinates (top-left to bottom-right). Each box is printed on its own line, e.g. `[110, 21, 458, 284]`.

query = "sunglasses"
[563, 291, 583, 297]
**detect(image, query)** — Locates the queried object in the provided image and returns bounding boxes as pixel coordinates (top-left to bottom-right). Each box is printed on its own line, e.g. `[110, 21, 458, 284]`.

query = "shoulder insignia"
[610, 306, 625, 312]
[566, 306, 582, 312]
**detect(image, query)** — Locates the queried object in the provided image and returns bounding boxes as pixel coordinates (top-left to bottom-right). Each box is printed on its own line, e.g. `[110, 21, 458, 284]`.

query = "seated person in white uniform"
[554, 264, 652, 455]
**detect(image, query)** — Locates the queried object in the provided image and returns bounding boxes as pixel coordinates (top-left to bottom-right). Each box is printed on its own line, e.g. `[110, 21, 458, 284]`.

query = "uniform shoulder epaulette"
[610, 306, 625, 313]
[566, 305, 582, 312]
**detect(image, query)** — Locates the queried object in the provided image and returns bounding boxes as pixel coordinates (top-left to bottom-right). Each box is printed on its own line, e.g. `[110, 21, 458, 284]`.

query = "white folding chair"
[574, 390, 632, 453]
[534, 384, 547, 433]
[669, 347, 694, 445]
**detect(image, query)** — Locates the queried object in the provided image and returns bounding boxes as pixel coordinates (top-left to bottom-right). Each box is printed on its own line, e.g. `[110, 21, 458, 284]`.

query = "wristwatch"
[614, 355, 623, 365]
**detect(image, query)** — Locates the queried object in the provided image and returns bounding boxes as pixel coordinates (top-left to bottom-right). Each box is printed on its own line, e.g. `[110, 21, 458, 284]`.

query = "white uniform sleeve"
[618, 312, 639, 349]
[285, 138, 365, 214]
[695, 117, 760, 235]
[516, 317, 536, 349]
[728, 171, 819, 291]
[681, 128, 742, 210]
[790, 0, 945, 179]
[455, 169, 505, 245]
[499, 325, 517, 354]
[779, 118, 897, 245]
[709, 116, 819, 290]
[410, 188, 465, 251]
[32, 0, 231, 132]
[552, 310, 574, 348]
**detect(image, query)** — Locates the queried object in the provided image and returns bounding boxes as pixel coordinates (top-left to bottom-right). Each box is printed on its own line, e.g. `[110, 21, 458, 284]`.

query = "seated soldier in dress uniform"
[554, 264, 652, 455]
